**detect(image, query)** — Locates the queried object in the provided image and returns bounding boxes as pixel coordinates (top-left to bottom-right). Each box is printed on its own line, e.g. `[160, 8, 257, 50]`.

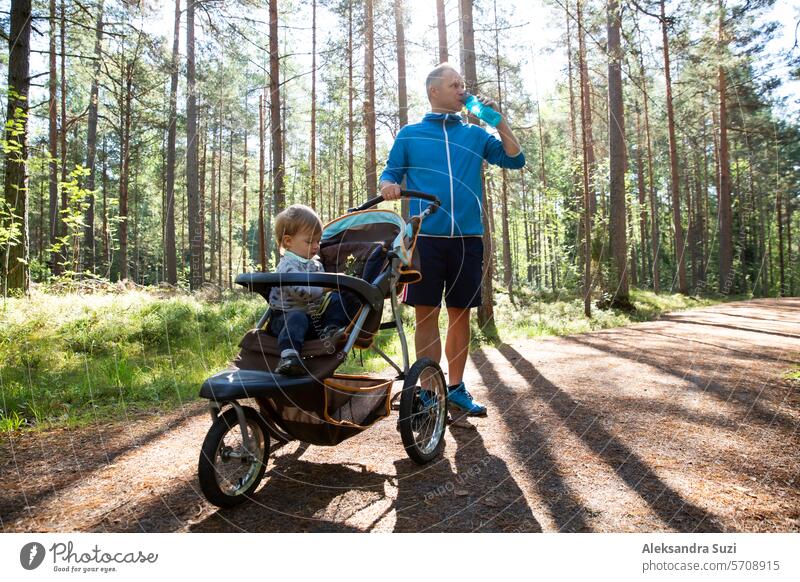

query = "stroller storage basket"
[255, 374, 391, 447]
[323, 375, 392, 429]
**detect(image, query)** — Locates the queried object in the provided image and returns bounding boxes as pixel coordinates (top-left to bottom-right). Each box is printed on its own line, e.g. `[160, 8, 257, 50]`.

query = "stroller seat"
[200, 367, 315, 400]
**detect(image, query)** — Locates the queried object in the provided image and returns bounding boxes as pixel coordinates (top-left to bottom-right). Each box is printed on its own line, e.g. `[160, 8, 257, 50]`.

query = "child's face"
[283, 227, 321, 259]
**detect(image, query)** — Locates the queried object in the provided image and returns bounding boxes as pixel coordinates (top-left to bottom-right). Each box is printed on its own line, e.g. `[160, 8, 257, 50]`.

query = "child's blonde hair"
[274, 204, 323, 249]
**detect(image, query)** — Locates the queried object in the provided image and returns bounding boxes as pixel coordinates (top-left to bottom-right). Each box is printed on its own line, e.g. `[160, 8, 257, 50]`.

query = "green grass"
[1, 289, 264, 431]
[0, 285, 742, 432]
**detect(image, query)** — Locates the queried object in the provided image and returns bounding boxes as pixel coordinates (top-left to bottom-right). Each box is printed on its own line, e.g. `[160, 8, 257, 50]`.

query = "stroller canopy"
[322, 210, 412, 266]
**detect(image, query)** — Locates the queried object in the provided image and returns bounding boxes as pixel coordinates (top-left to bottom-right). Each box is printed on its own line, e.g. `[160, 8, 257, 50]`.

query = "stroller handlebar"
[235, 272, 385, 312]
[349, 190, 441, 213]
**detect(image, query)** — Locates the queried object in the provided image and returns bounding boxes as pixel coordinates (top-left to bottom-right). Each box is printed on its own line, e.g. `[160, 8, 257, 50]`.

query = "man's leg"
[445, 306, 471, 386]
[414, 305, 441, 363]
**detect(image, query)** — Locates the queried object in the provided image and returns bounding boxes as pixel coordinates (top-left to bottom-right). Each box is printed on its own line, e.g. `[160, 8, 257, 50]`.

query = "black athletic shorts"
[402, 236, 484, 309]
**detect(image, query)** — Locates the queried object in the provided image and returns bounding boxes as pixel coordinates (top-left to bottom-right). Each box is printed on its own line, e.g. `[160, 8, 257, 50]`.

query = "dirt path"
[2, 298, 799, 532]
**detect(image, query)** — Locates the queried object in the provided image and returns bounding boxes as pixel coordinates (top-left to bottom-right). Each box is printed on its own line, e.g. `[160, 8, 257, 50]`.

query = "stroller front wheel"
[398, 357, 448, 464]
[198, 406, 270, 508]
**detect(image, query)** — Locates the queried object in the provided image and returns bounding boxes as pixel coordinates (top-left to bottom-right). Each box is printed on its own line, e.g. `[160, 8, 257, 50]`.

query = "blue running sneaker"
[447, 382, 487, 417]
[417, 388, 436, 410]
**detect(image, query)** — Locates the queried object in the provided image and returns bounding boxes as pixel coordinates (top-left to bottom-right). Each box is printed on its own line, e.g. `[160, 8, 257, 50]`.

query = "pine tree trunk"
[259, 92, 267, 271]
[639, 36, 659, 293]
[48, 0, 59, 274]
[210, 113, 217, 283]
[2, 0, 31, 293]
[59, 0, 67, 190]
[635, 102, 649, 286]
[200, 124, 207, 282]
[460, 0, 495, 331]
[242, 125, 248, 274]
[493, 0, 513, 300]
[228, 129, 233, 288]
[660, 0, 687, 294]
[395, 0, 409, 218]
[577, 0, 592, 317]
[717, 0, 733, 293]
[164, 0, 180, 284]
[217, 114, 223, 285]
[186, 0, 202, 290]
[566, 1, 582, 270]
[578, 2, 596, 219]
[364, 0, 378, 199]
[347, 0, 354, 210]
[83, 2, 103, 274]
[437, 0, 448, 63]
[310, 0, 317, 210]
[102, 137, 110, 275]
[777, 190, 785, 296]
[269, 0, 284, 221]
[117, 62, 132, 281]
[607, 0, 630, 306]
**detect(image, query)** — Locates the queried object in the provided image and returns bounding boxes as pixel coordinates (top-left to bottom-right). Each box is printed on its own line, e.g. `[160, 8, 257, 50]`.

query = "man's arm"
[379, 132, 408, 200]
[474, 94, 521, 156]
[495, 118, 522, 157]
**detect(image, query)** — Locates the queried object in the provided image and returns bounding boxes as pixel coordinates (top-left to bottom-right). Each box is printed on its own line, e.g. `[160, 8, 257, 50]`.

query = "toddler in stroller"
[268, 204, 384, 375]
[197, 191, 451, 508]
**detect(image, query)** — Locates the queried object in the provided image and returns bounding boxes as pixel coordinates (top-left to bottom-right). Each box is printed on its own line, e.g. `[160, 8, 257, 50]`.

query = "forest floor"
[1, 298, 799, 533]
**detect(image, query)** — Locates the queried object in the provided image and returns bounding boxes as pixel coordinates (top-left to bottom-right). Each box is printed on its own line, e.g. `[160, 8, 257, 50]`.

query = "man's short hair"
[426, 63, 460, 96]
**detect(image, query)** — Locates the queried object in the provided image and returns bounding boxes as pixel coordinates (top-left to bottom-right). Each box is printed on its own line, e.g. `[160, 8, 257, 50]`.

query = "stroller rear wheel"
[198, 406, 270, 508]
[398, 357, 447, 464]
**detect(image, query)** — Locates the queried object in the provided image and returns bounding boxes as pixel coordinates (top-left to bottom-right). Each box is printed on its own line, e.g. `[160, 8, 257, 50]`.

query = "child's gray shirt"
[268, 250, 326, 312]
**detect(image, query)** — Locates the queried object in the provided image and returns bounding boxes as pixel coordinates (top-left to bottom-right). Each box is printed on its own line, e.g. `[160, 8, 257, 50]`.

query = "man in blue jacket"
[380, 63, 525, 416]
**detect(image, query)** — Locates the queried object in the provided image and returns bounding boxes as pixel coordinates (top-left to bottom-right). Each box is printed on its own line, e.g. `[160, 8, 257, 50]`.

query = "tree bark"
[577, 0, 592, 317]
[310, 0, 317, 210]
[259, 92, 267, 271]
[269, 0, 285, 222]
[228, 128, 233, 287]
[164, 0, 180, 284]
[660, 0, 687, 294]
[2, 0, 31, 293]
[82, 1, 104, 274]
[717, 0, 734, 294]
[48, 0, 59, 273]
[493, 0, 513, 300]
[635, 101, 649, 286]
[364, 0, 378, 199]
[607, 0, 630, 305]
[638, 47, 660, 293]
[118, 60, 132, 281]
[347, 0, 354, 210]
[186, 0, 202, 289]
[395, 0, 409, 217]
[210, 113, 217, 283]
[460, 0, 495, 331]
[242, 124, 248, 274]
[437, 0, 448, 63]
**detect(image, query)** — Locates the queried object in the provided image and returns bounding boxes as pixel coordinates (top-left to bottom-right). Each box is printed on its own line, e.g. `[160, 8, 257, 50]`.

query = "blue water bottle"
[463, 93, 503, 127]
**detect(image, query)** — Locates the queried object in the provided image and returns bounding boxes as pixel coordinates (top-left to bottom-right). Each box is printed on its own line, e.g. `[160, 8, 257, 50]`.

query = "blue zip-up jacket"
[379, 112, 525, 237]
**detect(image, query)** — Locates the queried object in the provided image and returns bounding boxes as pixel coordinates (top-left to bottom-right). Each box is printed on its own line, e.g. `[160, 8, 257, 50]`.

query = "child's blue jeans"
[269, 292, 357, 355]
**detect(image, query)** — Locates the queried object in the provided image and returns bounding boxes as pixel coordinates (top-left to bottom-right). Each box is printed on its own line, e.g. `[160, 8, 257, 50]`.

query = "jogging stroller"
[197, 191, 448, 508]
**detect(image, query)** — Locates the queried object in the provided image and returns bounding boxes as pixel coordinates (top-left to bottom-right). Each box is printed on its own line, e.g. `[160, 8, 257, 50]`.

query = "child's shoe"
[276, 354, 305, 376]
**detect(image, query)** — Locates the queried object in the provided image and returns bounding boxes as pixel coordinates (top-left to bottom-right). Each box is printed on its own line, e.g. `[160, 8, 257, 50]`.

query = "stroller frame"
[197, 192, 450, 508]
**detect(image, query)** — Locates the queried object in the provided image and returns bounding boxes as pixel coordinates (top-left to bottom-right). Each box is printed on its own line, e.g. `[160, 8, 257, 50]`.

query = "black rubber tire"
[398, 357, 448, 464]
[198, 406, 270, 508]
